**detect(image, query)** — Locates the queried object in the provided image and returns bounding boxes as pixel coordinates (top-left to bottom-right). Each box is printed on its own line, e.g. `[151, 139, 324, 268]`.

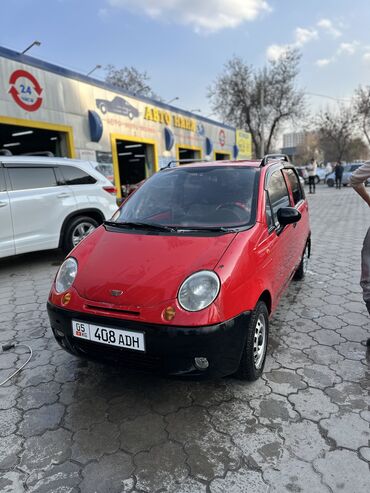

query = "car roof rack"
[260, 154, 290, 167]
[160, 158, 210, 170]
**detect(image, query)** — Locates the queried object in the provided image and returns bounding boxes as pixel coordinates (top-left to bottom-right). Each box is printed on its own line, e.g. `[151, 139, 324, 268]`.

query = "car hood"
[73, 227, 236, 307]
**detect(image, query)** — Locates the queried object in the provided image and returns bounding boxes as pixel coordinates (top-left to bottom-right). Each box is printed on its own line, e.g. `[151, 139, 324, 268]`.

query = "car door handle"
[57, 193, 70, 198]
[0, 201, 8, 208]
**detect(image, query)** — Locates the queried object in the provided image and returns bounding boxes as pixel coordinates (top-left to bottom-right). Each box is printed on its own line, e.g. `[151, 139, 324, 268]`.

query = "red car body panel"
[48, 159, 311, 377]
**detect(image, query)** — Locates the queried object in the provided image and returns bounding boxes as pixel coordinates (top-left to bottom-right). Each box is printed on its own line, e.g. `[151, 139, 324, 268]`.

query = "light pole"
[166, 96, 179, 104]
[87, 64, 102, 76]
[260, 67, 266, 158]
[21, 40, 41, 55]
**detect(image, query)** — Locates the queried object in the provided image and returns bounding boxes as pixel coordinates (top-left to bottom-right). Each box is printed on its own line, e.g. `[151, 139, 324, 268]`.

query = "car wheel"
[315, 176, 320, 184]
[100, 104, 107, 114]
[128, 111, 134, 120]
[327, 178, 334, 187]
[63, 216, 99, 253]
[294, 241, 309, 280]
[235, 301, 269, 381]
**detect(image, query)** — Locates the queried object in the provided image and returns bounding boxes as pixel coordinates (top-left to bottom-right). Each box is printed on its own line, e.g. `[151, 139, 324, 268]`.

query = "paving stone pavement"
[0, 185, 369, 493]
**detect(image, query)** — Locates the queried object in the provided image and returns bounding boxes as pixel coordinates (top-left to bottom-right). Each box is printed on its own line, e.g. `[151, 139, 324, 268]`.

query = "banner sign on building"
[236, 130, 252, 159]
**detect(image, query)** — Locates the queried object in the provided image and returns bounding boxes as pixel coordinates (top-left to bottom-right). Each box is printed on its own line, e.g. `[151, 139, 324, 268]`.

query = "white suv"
[0, 157, 118, 259]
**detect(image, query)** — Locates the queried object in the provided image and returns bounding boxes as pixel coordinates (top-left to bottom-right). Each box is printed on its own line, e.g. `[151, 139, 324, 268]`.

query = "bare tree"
[353, 86, 370, 147]
[315, 105, 356, 162]
[208, 49, 305, 157]
[105, 65, 159, 99]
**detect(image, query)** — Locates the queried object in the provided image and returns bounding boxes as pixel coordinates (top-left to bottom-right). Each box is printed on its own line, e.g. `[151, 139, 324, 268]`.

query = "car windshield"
[112, 166, 259, 230]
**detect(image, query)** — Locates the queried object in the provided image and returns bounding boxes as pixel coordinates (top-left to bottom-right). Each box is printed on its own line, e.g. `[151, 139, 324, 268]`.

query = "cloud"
[266, 44, 291, 61]
[337, 41, 359, 55]
[295, 27, 318, 46]
[363, 53, 370, 63]
[266, 26, 318, 61]
[317, 18, 342, 38]
[315, 58, 333, 67]
[107, 0, 271, 33]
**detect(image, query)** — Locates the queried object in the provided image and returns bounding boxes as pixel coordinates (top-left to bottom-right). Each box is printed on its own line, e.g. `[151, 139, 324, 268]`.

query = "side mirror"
[277, 207, 301, 225]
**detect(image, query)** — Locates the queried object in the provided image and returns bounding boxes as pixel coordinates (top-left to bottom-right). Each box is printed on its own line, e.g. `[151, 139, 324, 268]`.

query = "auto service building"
[0, 46, 252, 197]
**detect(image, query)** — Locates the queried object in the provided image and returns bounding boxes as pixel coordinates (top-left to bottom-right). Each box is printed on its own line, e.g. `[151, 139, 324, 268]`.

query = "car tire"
[235, 301, 269, 381]
[294, 241, 309, 280]
[62, 216, 99, 254]
[100, 104, 107, 114]
[315, 176, 320, 184]
[327, 178, 334, 187]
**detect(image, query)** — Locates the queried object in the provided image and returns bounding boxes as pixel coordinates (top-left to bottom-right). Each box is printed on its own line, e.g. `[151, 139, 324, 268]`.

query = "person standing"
[306, 158, 317, 194]
[349, 162, 370, 346]
[335, 161, 344, 189]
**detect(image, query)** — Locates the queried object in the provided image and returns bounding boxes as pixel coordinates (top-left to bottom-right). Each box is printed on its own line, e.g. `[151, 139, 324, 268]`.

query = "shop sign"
[8, 69, 43, 111]
[236, 129, 252, 159]
[144, 105, 196, 132]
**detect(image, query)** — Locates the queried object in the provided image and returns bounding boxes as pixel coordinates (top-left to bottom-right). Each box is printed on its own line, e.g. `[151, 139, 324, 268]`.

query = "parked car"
[326, 163, 367, 187]
[0, 157, 117, 259]
[95, 96, 139, 119]
[47, 157, 311, 381]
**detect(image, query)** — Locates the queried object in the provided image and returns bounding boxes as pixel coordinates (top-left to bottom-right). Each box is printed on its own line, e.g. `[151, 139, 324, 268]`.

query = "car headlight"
[55, 258, 78, 294]
[178, 271, 220, 312]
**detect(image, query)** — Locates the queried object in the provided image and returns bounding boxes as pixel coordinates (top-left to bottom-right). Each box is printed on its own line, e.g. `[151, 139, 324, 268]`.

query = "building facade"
[0, 46, 252, 197]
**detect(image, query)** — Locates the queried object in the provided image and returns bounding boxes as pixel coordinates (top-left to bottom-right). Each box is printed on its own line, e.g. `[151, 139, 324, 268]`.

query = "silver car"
[326, 163, 366, 187]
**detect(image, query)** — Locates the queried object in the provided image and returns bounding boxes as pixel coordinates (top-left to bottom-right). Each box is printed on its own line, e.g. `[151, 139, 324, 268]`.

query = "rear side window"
[61, 166, 96, 185]
[7, 167, 57, 191]
[284, 169, 303, 205]
[267, 170, 290, 223]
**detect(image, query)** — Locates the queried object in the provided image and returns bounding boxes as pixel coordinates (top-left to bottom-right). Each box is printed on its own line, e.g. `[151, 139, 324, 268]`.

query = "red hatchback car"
[47, 155, 310, 380]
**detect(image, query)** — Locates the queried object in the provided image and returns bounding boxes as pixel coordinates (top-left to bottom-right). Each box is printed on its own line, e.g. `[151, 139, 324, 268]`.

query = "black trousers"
[308, 176, 315, 192]
[335, 176, 342, 188]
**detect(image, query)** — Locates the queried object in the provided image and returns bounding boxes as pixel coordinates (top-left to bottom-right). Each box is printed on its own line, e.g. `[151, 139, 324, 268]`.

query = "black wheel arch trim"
[59, 209, 105, 248]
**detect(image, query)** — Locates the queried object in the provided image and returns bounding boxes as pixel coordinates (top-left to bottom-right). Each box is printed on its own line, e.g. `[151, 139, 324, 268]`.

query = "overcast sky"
[2, 0, 370, 119]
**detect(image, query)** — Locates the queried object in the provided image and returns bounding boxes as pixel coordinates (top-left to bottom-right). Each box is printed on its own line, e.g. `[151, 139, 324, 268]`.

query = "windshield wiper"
[176, 226, 239, 233]
[104, 220, 177, 232]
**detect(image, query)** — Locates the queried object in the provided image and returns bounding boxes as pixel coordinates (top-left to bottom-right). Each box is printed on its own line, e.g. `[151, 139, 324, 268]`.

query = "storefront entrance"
[214, 151, 232, 161]
[111, 135, 158, 198]
[176, 145, 202, 164]
[0, 117, 74, 157]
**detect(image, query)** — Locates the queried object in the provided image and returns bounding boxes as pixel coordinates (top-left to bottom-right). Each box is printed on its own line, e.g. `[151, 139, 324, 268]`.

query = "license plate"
[72, 320, 145, 352]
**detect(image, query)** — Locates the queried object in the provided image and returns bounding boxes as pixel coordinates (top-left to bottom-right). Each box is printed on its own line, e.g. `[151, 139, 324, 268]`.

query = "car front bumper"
[47, 302, 250, 378]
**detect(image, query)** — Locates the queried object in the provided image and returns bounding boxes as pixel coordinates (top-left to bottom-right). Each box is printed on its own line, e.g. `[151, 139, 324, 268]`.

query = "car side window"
[0, 167, 6, 192]
[267, 170, 290, 225]
[7, 167, 57, 191]
[284, 169, 303, 205]
[60, 166, 96, 185]
[265, 192, 274, 230]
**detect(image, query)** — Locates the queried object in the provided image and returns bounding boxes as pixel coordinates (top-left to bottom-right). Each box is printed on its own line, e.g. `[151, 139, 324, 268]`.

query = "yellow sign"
[144, 106, 196, 132]
[144, 106, 171, 125]
[236, 129, 252, 159]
